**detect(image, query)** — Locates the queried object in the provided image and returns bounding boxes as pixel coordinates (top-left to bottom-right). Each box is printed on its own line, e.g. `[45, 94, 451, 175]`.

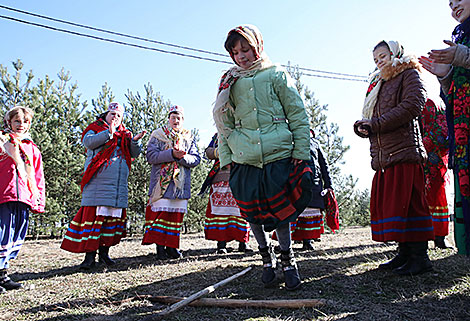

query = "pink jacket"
[0, 139, 46, 213]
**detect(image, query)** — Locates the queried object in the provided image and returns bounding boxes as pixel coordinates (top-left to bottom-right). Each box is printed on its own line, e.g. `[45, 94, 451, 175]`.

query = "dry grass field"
[1, 226, 469, 321]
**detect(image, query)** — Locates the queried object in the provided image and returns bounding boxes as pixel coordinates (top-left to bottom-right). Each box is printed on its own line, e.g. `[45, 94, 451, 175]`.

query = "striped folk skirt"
[204, 182, 249, 243]
[61, 206, 127, 253]
[0, 202, 30, 269]
[229, 158, 314, 232]
[370, 163, 435, 243]
[291, 208, 324, 241]
[272, 208, 324, 241]
[426, 179, 449, 237]
[142, 198, 187, 249]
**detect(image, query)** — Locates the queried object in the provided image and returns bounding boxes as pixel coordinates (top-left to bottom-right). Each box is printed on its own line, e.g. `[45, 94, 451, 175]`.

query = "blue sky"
[0, 0, 457, 190]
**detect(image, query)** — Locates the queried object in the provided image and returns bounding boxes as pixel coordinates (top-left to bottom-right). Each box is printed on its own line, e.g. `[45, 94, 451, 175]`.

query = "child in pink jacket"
[0, 106, 45, 294]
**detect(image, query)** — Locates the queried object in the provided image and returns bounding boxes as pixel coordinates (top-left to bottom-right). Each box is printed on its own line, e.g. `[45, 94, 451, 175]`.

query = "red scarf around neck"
[80, 118, 132, 192]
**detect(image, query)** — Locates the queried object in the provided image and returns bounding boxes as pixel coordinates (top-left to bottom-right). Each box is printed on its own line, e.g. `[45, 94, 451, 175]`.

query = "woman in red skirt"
[142, 105, 201, 259]
[200, 133, 251, 254]
[354, 40, 435, 276]
[61, 102, 146, 270]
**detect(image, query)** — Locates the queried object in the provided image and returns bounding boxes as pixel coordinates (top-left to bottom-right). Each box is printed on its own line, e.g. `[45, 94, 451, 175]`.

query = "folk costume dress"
[354, 41, 434, 244]
[0, 130, 45, 269]
[437, 17, 470, 255]
[142, 125, 200, 249]
[213, 25, 314, 234]
[421, 99, 450, 238]
[200, 133, 250, 243]
[61, 118, 141, 253]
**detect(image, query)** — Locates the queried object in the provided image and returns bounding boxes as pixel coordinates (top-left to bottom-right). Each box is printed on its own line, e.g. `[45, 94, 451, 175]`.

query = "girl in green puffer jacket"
[213, 24, 314, 291]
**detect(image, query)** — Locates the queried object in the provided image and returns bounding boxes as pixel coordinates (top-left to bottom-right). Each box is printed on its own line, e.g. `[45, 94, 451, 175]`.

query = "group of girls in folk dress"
[4, 0, 470, 293]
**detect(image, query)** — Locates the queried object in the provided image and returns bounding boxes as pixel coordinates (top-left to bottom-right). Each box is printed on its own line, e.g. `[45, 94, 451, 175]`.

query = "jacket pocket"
[262, 123, 293, 158]
[386, 146, 416, 162]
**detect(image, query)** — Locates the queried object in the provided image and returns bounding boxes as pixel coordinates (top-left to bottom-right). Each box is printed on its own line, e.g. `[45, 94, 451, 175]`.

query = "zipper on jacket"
[376, 99, 384, 171]
[387, 146, 415, 161]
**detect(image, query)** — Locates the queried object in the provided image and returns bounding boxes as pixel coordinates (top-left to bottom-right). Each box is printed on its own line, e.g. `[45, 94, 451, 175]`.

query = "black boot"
[434, 236, 453, 249]
[217, 241, 227, 254]
[98, 246, 116, 266]
[165, 247, 183, 259]
[78, 251, 96, 271]
[238, 241, 253, 253]
[301, 239, 314, 251]
[0, 269, 22, 290]
[259, 246, 278, 287]
[378, 242, 409, 270]
[280, 249, 301, 291]
[393, 242, 433, 276]
[156, 245, 168, 260]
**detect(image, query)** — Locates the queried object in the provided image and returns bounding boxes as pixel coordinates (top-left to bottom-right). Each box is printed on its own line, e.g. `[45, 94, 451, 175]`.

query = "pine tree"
[0, 60, 90, 237]
[0, 60, 216, 236]
[124, 84, 171, 235]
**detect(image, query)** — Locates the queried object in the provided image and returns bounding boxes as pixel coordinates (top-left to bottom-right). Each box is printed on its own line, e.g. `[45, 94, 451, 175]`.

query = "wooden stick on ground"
[150, 296, 326, 309]
[143, 266, 252, 321]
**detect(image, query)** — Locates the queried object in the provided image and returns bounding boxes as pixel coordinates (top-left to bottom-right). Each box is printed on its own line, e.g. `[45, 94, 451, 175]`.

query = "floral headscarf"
[213, 24, 273, 138]
[362, 41, 413, 119]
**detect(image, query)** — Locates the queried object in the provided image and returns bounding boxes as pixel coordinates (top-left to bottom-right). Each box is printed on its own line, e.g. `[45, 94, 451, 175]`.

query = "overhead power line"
[0, 15, 233, 65]
[0, 7, 368, 82]
[0, 4, 368, 80]
[0, 4, 228, 58]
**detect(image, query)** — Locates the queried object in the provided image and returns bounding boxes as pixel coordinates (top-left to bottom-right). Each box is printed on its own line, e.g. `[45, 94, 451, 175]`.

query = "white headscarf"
[361, 41, 413, 119]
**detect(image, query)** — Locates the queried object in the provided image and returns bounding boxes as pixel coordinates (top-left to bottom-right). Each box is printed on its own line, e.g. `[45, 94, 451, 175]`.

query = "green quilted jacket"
[218, 65, 310, 168]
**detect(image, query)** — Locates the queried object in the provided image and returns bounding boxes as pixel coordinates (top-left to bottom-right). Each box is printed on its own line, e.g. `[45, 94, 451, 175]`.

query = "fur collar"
[380, 58, 421, 81]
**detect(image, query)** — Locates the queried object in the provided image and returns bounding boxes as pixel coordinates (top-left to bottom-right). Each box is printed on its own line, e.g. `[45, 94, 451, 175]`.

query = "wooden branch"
[143, 266, 252, 321]
[150, 295, 326, 309]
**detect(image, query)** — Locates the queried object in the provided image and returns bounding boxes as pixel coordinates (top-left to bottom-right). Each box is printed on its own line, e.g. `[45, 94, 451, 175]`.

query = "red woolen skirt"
[142, 205, 184, 249]
[204, 182, 250, 243]
[204, 201, 250, 243]
[291, 209, 324, 241]
[370, 163, 435, 243]
[272, 211, 324, 241]
[61, 206, 127, 253]
[426, 178, 450, 237]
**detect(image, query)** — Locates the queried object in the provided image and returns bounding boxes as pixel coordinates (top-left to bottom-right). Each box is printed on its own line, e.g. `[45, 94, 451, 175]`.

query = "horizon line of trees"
[0, 59, 370, 238]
